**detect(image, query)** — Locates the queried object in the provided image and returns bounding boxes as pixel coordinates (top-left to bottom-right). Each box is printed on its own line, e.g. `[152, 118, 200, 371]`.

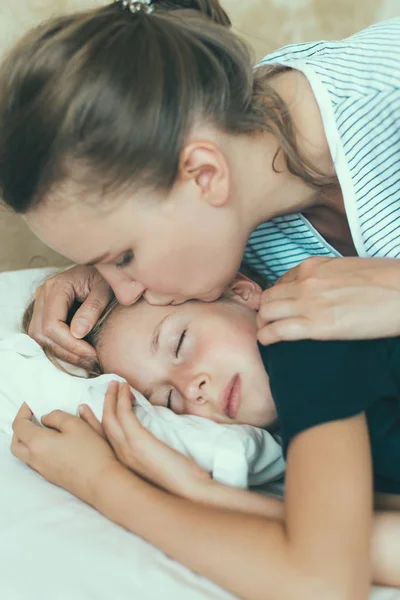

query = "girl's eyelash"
[175, 329, 187, 358]
[115, 251, 133, 269]
[167, 329, 187, 408]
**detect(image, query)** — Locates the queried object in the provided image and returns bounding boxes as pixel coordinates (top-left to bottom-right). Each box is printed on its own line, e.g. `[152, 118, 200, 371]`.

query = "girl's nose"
[184, 374, 210, 404]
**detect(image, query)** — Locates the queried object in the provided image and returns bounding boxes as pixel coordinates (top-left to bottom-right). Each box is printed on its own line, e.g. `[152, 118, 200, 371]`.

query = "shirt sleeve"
[263, 339, 391, 455]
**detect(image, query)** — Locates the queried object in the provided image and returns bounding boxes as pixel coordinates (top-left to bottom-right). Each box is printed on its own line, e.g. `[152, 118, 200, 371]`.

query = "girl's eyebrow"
[151, 313, 172, 354]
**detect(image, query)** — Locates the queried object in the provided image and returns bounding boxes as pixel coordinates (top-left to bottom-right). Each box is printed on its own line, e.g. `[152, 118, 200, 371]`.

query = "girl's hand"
[257, 256, 400, 345]
[79, 382, 211, 501]
[11, 403, 121, 506]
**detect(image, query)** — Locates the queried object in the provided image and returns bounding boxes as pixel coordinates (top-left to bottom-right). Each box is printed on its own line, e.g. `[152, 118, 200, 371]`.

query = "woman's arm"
[13, 402, 372, 600]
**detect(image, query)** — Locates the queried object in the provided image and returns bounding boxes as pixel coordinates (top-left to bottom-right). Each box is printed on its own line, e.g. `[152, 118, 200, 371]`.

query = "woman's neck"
[228, 132, 322, 234]
[230, 69, 340, 234]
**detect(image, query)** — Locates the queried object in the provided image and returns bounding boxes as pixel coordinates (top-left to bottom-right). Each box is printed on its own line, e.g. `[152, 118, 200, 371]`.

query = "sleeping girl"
[19, 271, 400, 591]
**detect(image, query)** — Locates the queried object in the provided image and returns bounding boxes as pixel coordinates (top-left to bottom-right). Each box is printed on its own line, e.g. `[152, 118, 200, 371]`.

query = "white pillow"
[0, 268, 285, 491]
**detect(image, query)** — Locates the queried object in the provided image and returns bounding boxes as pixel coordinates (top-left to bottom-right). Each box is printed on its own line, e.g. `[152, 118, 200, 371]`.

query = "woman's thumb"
[71, 283, 113, 339]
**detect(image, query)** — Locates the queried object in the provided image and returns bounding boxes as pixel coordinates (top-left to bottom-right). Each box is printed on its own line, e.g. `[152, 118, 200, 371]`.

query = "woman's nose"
[184, 374, 210, 404]
[114, 280, 146, 305]
[96, 266, 145, 305]
[143, 290, 184, 306]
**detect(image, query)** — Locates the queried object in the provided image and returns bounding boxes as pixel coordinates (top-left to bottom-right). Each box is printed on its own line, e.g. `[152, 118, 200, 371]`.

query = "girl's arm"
[94, 414, 372, 600]
[13, 403, 372, 600]
[200, 480, 400, 589]
[371, 511, 400, 587]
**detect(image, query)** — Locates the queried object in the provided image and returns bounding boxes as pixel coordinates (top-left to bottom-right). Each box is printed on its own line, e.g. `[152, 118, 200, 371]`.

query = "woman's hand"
[79, 382, 212, 501]
[28, 265, 113, 368]
[257, 256, 400, 345]
[11, 403, 122, 506]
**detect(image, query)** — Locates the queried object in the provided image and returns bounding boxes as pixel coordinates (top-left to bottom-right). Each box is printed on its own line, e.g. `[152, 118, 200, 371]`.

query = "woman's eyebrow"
[151, 313, 172, 354]
[83, 251, 111, 266]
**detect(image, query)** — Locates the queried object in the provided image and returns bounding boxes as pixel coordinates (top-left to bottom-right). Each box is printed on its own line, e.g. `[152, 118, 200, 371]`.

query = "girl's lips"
[221, 374, 241, 419]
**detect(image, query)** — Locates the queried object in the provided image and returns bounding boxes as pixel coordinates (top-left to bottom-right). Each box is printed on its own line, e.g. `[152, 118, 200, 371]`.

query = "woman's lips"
[221, 374, 241, 419]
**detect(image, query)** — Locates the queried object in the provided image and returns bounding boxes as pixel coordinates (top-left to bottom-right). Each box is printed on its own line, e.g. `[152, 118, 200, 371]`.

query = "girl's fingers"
[10, 434, 31, 464]
[16, 402, 33, 419]
[41, 410, 76, 432]
[116, 383, 143, 438]
[12, 403, 39, 445]
[78, 404, 106, 439]
[102, 381, 125, 443]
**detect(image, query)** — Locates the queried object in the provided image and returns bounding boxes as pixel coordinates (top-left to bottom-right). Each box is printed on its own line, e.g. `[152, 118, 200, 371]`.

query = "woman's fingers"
[27, 266, 113, 367]
[257, 298, 300, 329]
[70, 280, 114, 339]
[30, 281, 97, 365]
[257, 317, 312, 345]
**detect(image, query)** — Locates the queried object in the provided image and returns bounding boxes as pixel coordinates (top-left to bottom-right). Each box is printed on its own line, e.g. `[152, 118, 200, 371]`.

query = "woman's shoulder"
[257, 18, 400, 94]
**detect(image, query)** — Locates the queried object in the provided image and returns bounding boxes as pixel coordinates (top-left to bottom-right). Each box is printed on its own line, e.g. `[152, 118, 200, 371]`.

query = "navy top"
[259, 338, 400, 494]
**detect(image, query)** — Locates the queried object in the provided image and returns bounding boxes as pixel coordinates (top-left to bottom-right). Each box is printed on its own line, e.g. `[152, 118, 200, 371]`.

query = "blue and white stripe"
[244, 18, 400, 283]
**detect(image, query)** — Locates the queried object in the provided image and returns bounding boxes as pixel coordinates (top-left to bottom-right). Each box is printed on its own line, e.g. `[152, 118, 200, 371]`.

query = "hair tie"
[114, 0, 155, 14]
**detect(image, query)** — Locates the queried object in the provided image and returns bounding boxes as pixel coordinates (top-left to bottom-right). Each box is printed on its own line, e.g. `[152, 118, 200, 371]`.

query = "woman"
[0, 2, 398, 367]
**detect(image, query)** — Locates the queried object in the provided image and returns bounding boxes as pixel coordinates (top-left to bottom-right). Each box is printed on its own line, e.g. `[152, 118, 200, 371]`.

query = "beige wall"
[0, 0, 398, 271]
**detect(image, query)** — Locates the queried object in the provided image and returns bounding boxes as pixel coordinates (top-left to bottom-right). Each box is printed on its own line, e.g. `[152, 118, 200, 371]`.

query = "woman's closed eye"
[115, 250, 133, 269]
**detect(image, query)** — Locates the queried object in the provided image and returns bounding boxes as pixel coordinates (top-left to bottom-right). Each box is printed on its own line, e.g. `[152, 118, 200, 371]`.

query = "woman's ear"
[178, 141, 230, 207]
[226, 273, 262, 311]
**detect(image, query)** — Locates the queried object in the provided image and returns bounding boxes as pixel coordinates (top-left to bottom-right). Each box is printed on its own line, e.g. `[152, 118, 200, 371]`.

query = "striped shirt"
[244, 18, 400, 283]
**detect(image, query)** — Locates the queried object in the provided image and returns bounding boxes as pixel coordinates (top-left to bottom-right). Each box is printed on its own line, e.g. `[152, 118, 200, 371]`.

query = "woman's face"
[26, 140, 249, 307]
[97, 296, 277, 428]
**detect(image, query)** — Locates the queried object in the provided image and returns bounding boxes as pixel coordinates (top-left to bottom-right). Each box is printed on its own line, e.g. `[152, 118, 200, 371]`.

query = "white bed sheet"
[0, 269, 399, 599]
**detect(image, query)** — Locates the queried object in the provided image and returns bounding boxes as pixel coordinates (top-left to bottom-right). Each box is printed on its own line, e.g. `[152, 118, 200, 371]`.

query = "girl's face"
[97, 293, 277, 429]
[26, 139, 250, 307]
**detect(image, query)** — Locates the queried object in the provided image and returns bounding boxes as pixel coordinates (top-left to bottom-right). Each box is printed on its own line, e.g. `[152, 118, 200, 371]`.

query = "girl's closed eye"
[167, 329, 188, 411]
[175, 329, 187, 358]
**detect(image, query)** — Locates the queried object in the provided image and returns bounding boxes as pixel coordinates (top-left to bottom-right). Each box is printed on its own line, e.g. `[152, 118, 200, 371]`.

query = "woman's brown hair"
[0, 0, 334, 216]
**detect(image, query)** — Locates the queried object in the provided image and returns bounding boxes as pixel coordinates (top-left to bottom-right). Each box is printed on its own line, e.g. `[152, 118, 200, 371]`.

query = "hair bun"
[156, 0, 231, 27]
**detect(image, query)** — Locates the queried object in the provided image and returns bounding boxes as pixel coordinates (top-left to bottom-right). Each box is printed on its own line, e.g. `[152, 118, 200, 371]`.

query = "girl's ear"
[226, 272, 262, 311]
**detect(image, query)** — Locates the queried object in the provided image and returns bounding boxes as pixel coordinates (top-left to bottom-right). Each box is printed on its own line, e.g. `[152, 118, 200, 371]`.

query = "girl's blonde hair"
[0, 1, 335, 215]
